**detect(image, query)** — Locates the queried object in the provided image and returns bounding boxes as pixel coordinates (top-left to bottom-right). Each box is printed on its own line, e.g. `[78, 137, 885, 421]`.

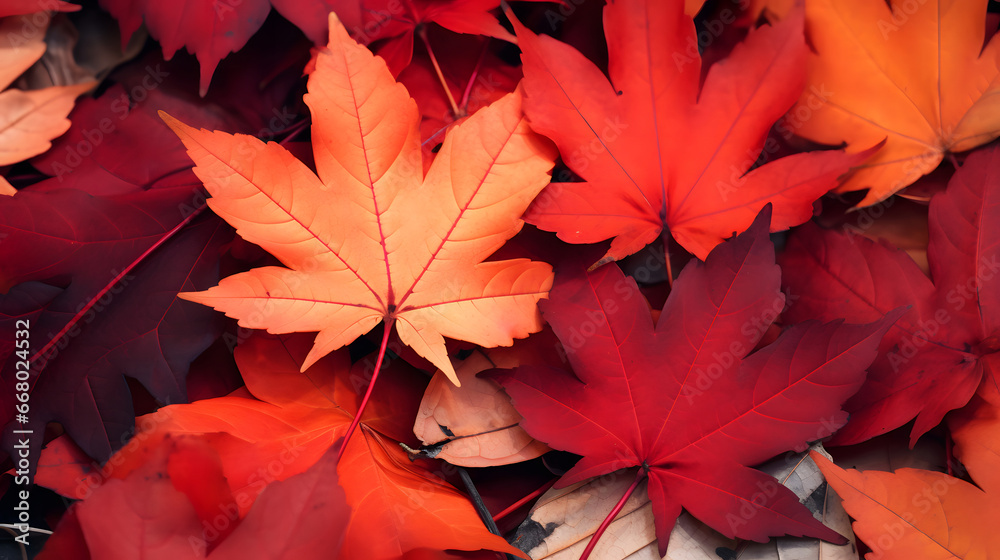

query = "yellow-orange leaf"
[795, 0, 1000, 205]
[164, 12, 556, 384]
[812, 451, 1000, 559]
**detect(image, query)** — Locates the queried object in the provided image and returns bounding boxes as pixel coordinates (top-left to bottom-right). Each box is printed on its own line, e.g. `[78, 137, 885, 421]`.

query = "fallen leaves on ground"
[515, 0, 861, 261]
[166, 13, 557, 385]
[781, 144, 1000, 446]
[793, 0, 1000, 204]
[814, 396, 1000, 559]
[494, 207, 896, 555]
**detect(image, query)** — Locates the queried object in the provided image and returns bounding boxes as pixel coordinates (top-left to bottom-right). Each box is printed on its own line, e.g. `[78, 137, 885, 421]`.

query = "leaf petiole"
[418, 26, 462, 118]
[579, 468, 647, 560]
[337, 318, 395, 462]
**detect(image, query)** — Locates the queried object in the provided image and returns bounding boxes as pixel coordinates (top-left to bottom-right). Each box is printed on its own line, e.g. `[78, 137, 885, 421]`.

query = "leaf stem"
[457, 467, 516, 560]
[579, 468, 647, 560]
[492, 478, 558, 523]
[459, 39, 491, 111]
[662, 227, 674, 289]
[29, 200, 209, 366]
[418, 26, 462, 118]
[337, 318, 394, 462]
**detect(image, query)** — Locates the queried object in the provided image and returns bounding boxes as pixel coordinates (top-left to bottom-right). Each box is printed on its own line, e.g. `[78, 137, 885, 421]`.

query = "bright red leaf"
[493, 207, 897, 555]
[513, 0, 864, 262]
[205, 442, 351, 560]
[780, 144, 1000, 446]
[39, 434, 352, 560]
[0, 1, 79, 17]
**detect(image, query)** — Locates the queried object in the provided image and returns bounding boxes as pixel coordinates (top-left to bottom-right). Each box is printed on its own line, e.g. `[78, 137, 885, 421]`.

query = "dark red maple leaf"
[99, 0, 547, 94]
[99, 0, 272, 96]
[30, 83, 250, 195]
[273, 0, 551, 75]
[780, 144, 1000, 447]
[492, 207, 898, 555]
[0, 188, 230, 463]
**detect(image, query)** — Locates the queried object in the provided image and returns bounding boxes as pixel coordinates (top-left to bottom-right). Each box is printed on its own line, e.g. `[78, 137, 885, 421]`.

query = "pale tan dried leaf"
[413, 350, 549, 467]
[0, 12, 49, 89]
[827, 428, 946, 473]
[665, 444, 857, 560]
[664, 515, 734, 560]
[512, 469, 657, 560]
[0, 81, 95, 165]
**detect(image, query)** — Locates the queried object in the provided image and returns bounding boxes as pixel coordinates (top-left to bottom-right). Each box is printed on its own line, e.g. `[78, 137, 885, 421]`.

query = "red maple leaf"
[492, 207, 897, 556]
[0, 187, 229, 462]
[513, 0, 865, 263]
[780, 144, 1000, 446]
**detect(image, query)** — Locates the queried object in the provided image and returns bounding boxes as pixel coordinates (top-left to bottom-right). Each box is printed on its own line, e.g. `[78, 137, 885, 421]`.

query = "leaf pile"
[3, 1, 1000, 559]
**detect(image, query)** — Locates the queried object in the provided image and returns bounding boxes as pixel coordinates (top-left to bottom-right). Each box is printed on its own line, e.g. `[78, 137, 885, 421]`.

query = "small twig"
[457, 467, 516, 560]
[418, 26, 462, 118]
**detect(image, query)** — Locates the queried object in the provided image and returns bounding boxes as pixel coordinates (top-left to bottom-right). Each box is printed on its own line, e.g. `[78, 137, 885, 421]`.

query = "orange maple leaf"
[162, 12, 556, 389]
[35, 333, 526, 560]
[793, 0, 1000, 205]
[812, 397, 1000, 559]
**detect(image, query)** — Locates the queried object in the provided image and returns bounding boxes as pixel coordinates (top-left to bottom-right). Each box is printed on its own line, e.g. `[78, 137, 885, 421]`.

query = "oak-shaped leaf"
[780, 144, 1000, 446]
[513, 0, 864, 261]
[492, 207, 898, 555]
[165, 13, 557, 385]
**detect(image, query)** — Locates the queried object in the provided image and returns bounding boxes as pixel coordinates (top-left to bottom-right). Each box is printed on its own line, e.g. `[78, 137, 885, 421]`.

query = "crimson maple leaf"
[493, 207, 897, 555]
[780, 144, 1000, 446]
[512, 0, 865, 263]
[0, 187, 229, 463]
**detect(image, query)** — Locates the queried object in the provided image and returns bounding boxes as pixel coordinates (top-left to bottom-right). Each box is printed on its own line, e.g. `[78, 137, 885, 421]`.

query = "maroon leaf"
[1, 188, 231, 462]
[492, 207, 897, 555]
[780, 144, 1000, 446]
